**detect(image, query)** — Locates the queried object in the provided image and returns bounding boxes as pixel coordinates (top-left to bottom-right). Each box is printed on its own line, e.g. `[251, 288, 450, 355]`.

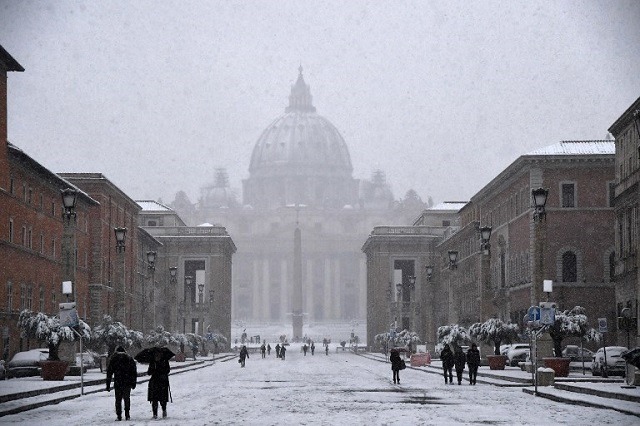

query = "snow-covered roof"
[429, 201, 467, 212]
[527, 140, 614, 156]
[136, 200, 173, 212]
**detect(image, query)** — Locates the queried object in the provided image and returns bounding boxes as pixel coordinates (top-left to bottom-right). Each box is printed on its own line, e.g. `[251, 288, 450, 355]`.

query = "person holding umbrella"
[135, 347, 174, 419]
[106, 346, 137, 421]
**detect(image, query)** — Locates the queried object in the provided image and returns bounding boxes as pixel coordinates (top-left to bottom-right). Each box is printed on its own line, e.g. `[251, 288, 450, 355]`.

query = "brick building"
[609, 97, 640, 348]
[436, 140, 615, 353]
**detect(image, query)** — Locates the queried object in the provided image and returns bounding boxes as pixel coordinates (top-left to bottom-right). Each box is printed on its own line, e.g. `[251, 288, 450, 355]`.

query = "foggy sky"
[1, 0, 639, 207]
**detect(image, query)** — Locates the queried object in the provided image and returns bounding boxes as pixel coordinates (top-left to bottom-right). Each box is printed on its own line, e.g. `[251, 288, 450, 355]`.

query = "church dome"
[249, 67, 353, 176]
[244, 68, 358, 209]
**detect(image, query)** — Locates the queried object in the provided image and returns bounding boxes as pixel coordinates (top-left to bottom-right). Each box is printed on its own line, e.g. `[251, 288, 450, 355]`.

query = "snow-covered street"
[1, 345, 637, 425]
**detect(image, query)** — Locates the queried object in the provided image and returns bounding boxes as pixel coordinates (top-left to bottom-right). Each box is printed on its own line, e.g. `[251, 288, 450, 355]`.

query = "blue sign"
[528, 306, 540, 322]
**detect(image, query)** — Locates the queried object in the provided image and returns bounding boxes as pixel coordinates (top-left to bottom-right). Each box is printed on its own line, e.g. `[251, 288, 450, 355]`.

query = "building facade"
[609, 97, 640, 348]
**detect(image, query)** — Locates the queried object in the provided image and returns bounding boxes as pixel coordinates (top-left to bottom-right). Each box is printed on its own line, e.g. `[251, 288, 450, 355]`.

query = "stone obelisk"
[292, 210, 303, 340]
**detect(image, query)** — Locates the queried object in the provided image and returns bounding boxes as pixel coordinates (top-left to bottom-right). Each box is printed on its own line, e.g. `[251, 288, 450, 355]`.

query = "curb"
[522, 387, 640, 418]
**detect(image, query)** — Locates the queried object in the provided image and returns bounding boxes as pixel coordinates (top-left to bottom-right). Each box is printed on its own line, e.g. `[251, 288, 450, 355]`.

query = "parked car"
[562, 345, 594, 362]
[75, 352, 99, 369]
[499, 344, 513, 356]
[6, 348, 49, 378]
[506, 344, 531, 366]
[591, 346, 628, 376]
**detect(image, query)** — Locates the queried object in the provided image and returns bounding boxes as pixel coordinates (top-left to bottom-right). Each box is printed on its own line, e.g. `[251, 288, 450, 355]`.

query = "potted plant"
[469, 318, 519, 370]
[172, 332, 188, 362]
[91, 315, 143, 371]
[18, 309, 91, 380]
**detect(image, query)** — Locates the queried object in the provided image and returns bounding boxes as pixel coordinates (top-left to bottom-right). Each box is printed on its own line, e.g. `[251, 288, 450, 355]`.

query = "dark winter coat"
[466, 347, 481, 367]
[147, 359, 171, 403]
[453, 349, 466, 371]
[240, 346, 249, 360]
[389, 350, 403, 372]
[106, 348, 137, 390]
[440, 346, 454, 369]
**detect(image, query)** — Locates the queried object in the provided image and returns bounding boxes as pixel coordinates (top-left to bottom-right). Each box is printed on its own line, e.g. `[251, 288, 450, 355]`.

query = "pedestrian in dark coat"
[147, 351, 171, 419]
[106, 346, 137, 421]
[310, 342, 315, 355]
[280, 344, 287, 360]
[466, 343, 481, 385]
[389, 349, 403, 384]
[440, 344, 454, 384]
[260, 343, 266, 359]
[267, 343, 271, 355]
[303, 344, 308, 356]
[239, 345, 249, 367]
[275, 343, 281, 358]
[453, 346, 466, 385]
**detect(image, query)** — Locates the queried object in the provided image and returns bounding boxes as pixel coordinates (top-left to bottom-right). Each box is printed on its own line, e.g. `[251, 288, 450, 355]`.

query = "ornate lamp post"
[184, 275, 193, 333]
[531, 187, 549, 306]
[480, 226, 492, 255]
[61, 188, 78, 302]
[448, 250, 458, 269]
[146, 251, 157, 330]
[425, 265, 433, 281]
[479, 226, 492, 322]
[114, 227, 127, 322]
[447, 250, 459, 323]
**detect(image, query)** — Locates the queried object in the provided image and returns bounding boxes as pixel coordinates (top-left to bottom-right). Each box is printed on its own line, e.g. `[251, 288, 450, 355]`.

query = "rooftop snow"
[526, 140, 614, 156]
[429, 201, 467, 211]
[136, 200, 173, 212]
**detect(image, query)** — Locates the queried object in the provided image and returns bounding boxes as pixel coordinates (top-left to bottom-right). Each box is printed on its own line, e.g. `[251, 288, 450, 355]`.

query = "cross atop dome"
[286, 66, 316, 113]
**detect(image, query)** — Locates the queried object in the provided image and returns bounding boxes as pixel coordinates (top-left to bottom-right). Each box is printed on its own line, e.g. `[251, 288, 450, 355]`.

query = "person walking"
[303, 344, 308, 356]
[440, 343, 454, 384]
[106, 346, 137, 421]
[275, 343, 281, 358]
[280, 344, 287, 360]
[147, 350, 171, 419]
[389, 349, 403, 384]
[239, 345, 249, 367]
[267, 343, 271, 356]
[310, 342, 315, 355]
[325, 344, 329, 356]
[466, 343, 481, 385]
[260, 343, 266, 359]
[453, 346, 466, 385]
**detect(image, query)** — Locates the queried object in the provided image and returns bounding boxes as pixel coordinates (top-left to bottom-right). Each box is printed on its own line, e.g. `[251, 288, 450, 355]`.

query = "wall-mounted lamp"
[531, 187, 549, 222]
[448, 250, 458, 270]
[480, 226, 492, 255]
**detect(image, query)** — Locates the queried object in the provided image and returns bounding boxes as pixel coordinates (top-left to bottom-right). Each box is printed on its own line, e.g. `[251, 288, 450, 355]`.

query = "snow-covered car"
[506, 344, 531, 366]
[591, 346, 628, 376]
[6, 348, 49, 378]
[75, 352, 99, 369]
[499, 344, 513, 356]
[562, 345, 593, 362]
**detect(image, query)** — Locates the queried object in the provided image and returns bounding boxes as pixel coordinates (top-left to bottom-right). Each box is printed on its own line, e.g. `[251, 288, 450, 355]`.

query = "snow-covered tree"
[374, 329, 421, 352]
[469, 318, 519, 355]
[548, 306, 600, 357]
[18, 309, 91, 361]
[207, 332, 228, 353]
[437, 324, 470, 351]
[146, 326, 178, 348]
[91, 315, 143, 356]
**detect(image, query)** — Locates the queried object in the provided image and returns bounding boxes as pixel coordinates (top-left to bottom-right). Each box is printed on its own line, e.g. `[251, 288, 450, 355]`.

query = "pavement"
[0, 354, 235, 417]
[362, 352, 640, 418]
[1, 352, 639, 419]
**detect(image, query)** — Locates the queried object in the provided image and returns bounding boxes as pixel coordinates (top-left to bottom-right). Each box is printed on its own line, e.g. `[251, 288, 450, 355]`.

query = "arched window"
[562, 251, 577, 282]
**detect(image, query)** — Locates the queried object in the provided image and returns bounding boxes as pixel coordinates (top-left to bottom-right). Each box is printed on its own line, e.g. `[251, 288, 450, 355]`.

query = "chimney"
[0, 45, 24, 190]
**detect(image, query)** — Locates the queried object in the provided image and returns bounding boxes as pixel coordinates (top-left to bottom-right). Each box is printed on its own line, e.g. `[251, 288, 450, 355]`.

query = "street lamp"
[61, 188, 78, 302]
[147, 251, 157, 330]
[532, 188, 549, 222]
[209, 290, 214, 305]
[184, 275, 193, 333]
[114, 227, 127, 322]
[198, 283, 204, 304]
[480, 226, 492, 255]
[425, 265, 433, 280]
[448, 250, 458, 269]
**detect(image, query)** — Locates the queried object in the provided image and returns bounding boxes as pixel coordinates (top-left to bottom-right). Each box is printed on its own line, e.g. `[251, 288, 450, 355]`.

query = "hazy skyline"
[1, 1, 639, 208]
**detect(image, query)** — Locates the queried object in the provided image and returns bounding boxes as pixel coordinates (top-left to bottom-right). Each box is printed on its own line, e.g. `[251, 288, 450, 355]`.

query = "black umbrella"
[620, 347, 640, 369]
[134, 347, 175, 364]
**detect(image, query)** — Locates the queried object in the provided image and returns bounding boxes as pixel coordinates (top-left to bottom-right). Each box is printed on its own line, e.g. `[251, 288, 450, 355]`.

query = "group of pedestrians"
[440, 343, 481, 385]
[106, 346, 172, 421]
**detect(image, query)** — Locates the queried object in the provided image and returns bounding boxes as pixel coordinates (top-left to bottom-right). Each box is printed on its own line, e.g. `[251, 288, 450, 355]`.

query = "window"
[20, 284, 26, 310]
[6, 281, 12, 312]
[22, 226, 27, 246]
[40, 233, 44, 253]
[28, 187, 32, 204]
[442, 220, 451, 227]
[147, 220, 157, 226]
[561, 183, 575, 208]
[51, 201, 55, 216]
[562, 251, 577, 282]
[9, 176, 14, 194]
[609, 252, 616, 281]
[52, 238, 56, 258]
[608, 182, 616, 208]
[27, 285, 33, 310]
[9, 219, 13, 243]
[39, 286, 45, 312]
[28, 228, 33, 249]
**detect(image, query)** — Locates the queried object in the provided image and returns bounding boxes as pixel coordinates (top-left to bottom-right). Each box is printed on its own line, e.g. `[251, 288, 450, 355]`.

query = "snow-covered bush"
[146, 326, 178, 349]
[375, 329, 421, 352]
[469, 318, 519, 355]
[18, 309, 91, 361]
[548, 306, 600, 357]
[437, 324, 470, 351]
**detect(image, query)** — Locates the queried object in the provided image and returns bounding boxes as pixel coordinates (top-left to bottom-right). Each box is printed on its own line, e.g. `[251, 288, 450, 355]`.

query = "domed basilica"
[171, 68, 425, 330]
